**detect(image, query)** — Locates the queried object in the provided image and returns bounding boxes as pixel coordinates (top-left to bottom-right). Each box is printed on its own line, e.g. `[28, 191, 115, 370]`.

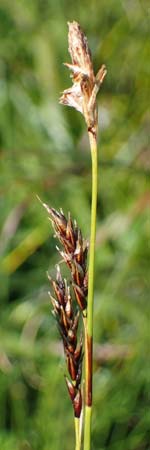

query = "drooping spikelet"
[43, 203, 88, 312]
[48, 265, 83, 418]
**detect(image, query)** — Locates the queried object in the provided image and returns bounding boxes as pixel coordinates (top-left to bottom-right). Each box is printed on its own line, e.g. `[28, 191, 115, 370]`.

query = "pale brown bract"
[59, 21, 107, 137]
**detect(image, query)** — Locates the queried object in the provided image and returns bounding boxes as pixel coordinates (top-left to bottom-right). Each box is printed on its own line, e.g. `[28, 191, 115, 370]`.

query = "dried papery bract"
[60, 21, 107, 137]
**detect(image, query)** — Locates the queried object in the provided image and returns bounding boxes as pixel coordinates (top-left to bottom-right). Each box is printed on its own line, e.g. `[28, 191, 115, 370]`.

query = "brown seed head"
[44, 204, 88, 311]
[48, 265, 83, 416]
[40, 198, 87, 418]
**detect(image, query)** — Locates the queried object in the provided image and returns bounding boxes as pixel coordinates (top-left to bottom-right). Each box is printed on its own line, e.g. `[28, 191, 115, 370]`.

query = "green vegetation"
[0, 1, 149, 449]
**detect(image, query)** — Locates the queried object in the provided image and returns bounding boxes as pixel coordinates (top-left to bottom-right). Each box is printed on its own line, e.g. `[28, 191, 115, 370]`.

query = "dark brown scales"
[44, 203, 88, 311]
[42, 201, 88, 417]
[48, 265, 82, 417]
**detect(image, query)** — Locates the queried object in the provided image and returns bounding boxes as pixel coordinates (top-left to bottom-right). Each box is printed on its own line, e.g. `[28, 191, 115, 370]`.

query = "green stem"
[83, 404, 92, 450]
[87, 132, 98, 336]
[83, 131, 98, 450]
[74, 417, 81, 450]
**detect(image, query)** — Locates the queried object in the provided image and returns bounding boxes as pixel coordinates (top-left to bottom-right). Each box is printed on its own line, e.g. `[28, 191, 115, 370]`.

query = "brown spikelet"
[49, 265, 83, 417]
[40, 198, 86, 417]
[44, 203, 88, 312]
[65, 378, 82, 418]
[73, 389, 82, 418]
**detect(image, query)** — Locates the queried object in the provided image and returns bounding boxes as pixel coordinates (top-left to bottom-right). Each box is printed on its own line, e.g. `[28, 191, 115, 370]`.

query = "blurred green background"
[0, 0, 150, 449]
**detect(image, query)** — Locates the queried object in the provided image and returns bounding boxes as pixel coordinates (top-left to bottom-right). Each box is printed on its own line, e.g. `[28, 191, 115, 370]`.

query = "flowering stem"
[83, 131, 98, 450]
[74, 417, 81, 450]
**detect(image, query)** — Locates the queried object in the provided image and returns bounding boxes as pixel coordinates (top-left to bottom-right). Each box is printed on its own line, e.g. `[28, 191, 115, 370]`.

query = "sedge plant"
[42, 21, 106, 450]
